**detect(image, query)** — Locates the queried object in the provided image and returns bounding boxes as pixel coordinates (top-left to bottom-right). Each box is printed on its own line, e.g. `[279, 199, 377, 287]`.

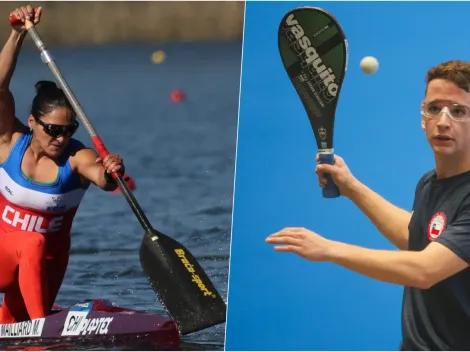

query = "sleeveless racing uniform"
[0, 131, 87, 323]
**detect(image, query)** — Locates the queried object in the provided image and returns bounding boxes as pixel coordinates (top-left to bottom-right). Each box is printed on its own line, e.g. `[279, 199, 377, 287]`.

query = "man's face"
[422, 79, 470, 157]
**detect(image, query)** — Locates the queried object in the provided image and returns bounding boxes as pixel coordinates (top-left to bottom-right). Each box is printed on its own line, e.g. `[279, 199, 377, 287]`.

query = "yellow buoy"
[151, 50, 166, 64]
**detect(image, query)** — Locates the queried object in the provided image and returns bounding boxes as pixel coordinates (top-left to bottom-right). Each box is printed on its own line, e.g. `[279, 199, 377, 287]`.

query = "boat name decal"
[0, 318, 45, 338]
[61, 312, 113, 336]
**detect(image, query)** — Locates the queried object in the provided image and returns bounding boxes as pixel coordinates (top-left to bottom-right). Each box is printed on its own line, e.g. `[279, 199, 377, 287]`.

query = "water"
[0, 40, 241, 350]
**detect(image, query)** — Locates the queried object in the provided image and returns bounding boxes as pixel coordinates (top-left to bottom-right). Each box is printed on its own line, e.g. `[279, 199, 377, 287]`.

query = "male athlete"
[266, 60, 470, 350]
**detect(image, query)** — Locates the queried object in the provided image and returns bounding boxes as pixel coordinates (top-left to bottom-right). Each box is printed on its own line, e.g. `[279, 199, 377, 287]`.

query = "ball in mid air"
[360, 56, 379, 74]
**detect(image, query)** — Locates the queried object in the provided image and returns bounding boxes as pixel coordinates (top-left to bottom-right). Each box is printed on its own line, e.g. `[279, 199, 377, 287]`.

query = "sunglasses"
[35, 118, 79, 138]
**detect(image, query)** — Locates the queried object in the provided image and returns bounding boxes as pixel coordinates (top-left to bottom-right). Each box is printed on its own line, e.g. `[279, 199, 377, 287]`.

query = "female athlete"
[0, 5, 125, 323]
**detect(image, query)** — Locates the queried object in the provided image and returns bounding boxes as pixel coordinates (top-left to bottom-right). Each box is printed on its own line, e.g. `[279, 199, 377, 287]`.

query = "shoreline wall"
[0, 1, 245, 46]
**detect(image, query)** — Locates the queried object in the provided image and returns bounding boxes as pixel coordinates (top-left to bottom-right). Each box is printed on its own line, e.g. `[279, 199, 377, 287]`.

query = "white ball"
[360, 56, 379, 74]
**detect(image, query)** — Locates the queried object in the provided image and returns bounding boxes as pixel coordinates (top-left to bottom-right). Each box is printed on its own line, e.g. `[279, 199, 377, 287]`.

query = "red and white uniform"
[0, 132, 87, 323]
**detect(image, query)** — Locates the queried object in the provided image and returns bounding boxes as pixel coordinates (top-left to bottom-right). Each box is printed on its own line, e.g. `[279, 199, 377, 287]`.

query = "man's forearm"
[347, 181, 412, 250]
[327, 241, 429, 288]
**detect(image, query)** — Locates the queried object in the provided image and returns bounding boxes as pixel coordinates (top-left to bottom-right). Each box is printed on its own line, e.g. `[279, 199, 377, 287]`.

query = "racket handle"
[318, 153, 340, 198]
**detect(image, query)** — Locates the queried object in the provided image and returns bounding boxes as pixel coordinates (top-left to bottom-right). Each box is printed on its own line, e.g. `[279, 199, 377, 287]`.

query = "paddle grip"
[91, 136, 119, 179]
[9, 14, 21, 26]
[318, 153, 340, 198]
[9, 13, 32, 27]
[91, 136, 109, 158]
[91, 136, 136, 191]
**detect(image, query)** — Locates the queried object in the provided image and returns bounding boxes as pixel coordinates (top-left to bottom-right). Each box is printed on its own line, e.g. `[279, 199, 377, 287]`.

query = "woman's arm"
[72, 147, 125, 192]
[0, 6, 42, 138]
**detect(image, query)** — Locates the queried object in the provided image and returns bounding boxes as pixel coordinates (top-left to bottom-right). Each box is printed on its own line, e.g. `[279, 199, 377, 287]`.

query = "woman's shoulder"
[9, 118, 29, 144]
[66, 139, 96, 168]
[67, 138, 87, 154]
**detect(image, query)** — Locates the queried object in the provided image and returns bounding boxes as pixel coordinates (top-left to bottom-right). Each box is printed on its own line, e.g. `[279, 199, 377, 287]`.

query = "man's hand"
[266, 227, 334, 261]
[315, 154, 360, 198]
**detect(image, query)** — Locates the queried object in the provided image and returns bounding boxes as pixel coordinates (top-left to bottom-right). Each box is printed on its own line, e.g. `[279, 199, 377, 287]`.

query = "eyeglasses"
[421, 100, 470, 121]
[35, 118, 79, 138]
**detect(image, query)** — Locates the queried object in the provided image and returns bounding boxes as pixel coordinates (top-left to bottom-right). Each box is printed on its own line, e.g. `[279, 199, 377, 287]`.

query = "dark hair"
[425, 60, 470, 94]
[31, 80, 75, 119]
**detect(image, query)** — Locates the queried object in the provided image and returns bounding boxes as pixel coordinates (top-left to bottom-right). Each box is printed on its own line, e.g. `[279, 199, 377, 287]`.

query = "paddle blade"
[139, 230, 226, 335]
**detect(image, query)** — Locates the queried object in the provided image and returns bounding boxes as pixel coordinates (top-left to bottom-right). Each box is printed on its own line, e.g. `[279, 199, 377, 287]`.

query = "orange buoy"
[169, 89, 185, 102]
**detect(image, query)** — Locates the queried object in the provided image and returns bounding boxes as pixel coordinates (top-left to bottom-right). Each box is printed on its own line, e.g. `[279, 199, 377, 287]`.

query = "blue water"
[225, 1, 470, 351]
[0, 40, 241, 350]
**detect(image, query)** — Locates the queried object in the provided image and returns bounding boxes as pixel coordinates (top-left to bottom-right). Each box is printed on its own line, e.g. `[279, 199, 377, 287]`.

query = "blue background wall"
[225, 1, 470, 350]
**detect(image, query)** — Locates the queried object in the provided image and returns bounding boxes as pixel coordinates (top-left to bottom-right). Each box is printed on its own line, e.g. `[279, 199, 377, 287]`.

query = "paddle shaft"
[22, 20, 153, 233]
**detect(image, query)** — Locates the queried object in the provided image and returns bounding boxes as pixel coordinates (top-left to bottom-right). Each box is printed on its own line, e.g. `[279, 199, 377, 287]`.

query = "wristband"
[104, 171, 117, 184]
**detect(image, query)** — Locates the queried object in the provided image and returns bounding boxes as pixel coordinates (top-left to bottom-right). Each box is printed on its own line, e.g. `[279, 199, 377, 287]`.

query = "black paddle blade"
[139, 230, 226, 335]
[278, 7, 348, 151]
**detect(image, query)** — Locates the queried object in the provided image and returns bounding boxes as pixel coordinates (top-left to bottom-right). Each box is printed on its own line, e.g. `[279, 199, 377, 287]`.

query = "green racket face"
[278, 6, 348, 150]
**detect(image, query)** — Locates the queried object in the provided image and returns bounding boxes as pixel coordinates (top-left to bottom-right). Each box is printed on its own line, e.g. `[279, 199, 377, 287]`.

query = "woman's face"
[28, 106, 78, 158]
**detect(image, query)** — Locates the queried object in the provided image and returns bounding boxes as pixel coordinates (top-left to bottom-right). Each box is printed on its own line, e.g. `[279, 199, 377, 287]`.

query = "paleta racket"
[278, 6, 348, 198]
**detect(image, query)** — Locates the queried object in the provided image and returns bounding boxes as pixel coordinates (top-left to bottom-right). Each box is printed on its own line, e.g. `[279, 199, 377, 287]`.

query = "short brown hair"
[426, 60, 470, 94]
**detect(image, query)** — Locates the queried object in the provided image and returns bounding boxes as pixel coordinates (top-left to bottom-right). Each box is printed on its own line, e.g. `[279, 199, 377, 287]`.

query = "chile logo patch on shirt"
[427, 212, 447, 240]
